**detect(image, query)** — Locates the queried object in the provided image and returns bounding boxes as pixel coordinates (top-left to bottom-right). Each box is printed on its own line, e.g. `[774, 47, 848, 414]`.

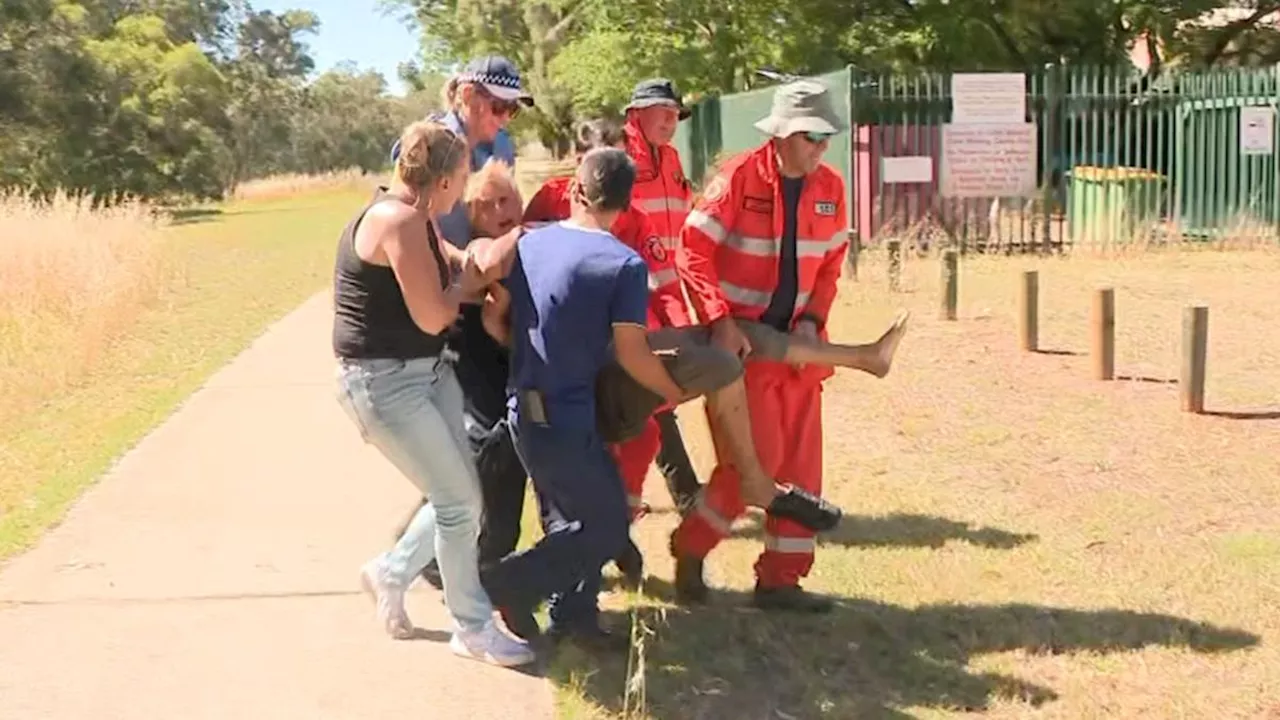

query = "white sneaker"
[359, 560, 414, 640]
[450, 623, 537, 667]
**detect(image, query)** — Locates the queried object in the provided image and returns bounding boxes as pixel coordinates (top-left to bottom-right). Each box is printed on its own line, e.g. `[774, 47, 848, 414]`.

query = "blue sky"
[253, 0, 422, 95]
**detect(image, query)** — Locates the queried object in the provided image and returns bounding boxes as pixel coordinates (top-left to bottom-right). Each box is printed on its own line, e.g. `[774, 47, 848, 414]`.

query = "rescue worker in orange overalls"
[670, 78, 852, 613]
[619, 79, 706, 515]
[523, 118, 691, 588]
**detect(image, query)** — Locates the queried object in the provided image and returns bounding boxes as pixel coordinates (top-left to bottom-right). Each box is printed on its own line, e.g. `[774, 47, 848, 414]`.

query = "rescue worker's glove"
[767, 484, 842, 533]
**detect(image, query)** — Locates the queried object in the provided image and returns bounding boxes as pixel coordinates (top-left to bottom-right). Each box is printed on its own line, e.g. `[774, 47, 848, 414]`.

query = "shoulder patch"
[814, 200, 837, 217]
[701, 174, 729, 203]
[644, 235, 668, 263]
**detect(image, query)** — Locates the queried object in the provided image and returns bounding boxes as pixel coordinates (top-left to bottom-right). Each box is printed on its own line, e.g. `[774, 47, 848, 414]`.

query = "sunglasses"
[476, 86, 521, 119]
[802, 131, 834, 144]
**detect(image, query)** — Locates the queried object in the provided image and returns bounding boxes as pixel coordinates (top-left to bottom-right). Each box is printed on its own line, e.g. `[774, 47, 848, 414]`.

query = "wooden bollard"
[1019, 270, 1039, 351]
[940, 248, 958, 320]
[1090, 288, 1115, 380]
[1181, 306, 1209, 413]
[887, 240, 901, 291]
[846, 231, 861, 280]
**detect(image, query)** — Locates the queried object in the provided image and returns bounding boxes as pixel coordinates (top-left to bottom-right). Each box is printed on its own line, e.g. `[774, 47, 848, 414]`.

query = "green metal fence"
[673, 65, 1280, 252]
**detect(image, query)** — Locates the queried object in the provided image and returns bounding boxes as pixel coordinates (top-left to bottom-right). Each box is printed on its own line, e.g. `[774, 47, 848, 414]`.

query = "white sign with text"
[941, 123, 1038, 198]
[951, 73, 1027, 124]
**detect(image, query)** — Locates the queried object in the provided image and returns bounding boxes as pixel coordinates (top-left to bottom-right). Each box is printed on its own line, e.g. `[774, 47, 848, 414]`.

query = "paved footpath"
[0, 293, 555, 720]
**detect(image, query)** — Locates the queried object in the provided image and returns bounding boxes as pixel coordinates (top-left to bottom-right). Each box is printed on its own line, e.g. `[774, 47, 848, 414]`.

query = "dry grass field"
[551, 245, 1280, 719]
[0, 180, 369, 557]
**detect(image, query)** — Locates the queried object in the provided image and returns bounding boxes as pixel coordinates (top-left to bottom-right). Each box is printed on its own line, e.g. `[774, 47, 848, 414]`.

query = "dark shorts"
[595, 321, 789, 443]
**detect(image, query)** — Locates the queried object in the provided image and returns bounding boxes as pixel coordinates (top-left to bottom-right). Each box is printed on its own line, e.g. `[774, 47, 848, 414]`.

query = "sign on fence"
[941, 123, 1037, 197]
[951, 73, 1027, 124]
[882, 156, 933, 184]
[1240, 106, 1275, 156]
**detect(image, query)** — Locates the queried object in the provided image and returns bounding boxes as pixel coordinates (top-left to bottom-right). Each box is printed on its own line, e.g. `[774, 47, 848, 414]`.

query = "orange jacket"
[624, 119, 692, 253]
[523, 176, 691, 330]
[680, 141, 848, 375]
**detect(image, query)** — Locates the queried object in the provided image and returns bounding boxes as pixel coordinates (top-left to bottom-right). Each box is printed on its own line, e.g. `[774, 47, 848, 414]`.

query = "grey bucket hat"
[753, 79, 847, 137]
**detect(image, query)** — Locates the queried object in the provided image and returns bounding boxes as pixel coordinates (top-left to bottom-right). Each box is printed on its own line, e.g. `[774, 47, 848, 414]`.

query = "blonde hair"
[464, 157, 518, 204]
[439, 76, 460, 109]
[395, 120, 467, 190]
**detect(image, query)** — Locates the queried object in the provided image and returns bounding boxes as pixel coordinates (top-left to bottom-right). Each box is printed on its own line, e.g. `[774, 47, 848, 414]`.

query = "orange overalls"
[671, 141, 849, 588]
[522, 177, 692, 519]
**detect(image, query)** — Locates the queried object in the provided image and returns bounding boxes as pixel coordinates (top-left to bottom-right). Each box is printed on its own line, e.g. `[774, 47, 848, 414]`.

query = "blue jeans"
[480, 405, 630, 632]
[335, 356, 492, 633]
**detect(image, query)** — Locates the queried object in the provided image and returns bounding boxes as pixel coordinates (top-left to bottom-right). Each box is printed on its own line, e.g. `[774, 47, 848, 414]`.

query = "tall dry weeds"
[231, 168, 379, 202]
[0, 194, 173, 426]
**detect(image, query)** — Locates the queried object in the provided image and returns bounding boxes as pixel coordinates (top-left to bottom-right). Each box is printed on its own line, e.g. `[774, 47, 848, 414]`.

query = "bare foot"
[869, 310, 910, 378]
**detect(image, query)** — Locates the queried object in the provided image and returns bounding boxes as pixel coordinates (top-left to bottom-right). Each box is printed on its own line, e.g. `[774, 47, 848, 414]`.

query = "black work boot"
[498, 605, 542, 642]
[614, 538, 645, 591]
[547, 623, 632, 654]
[669, 532, 709, 605]
[752, 584, 835, 614]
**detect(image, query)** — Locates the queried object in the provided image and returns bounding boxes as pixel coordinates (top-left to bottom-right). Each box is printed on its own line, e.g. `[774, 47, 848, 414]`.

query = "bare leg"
[783, 310, 910, 378]
[703, 377, 781, 509]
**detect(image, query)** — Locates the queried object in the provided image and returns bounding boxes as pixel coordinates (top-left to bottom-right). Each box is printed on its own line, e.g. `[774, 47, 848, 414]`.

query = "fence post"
[1019, 270, 1039, 351]
[887, 239, 901, 291]
[1181, 306, 1209, 413]
[846, 230, 860, 280]
[1090, 288, 1115, 380]
[940, 248, 958, 320]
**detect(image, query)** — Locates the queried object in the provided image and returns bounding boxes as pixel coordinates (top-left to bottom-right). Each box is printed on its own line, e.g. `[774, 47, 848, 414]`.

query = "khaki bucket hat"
[753, 79, 847, 137]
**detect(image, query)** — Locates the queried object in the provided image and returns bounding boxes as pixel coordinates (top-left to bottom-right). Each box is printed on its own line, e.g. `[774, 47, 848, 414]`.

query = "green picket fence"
[673, 65, 1280, 251]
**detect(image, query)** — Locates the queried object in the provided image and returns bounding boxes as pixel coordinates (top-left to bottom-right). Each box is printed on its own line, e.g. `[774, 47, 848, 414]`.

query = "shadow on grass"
[551, 579, 1259, 719]
[1204, 408, 1280, 421]
[1116, 374, 1178, 385]
[731, 512, 1039, 550]
[167, 207, 224, 225]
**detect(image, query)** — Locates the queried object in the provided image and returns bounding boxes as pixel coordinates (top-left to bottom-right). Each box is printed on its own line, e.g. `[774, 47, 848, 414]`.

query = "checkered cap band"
[460, 71, 521, 89]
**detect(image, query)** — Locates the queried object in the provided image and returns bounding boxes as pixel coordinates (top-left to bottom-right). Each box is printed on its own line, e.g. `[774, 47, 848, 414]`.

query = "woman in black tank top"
[332, 120, 535, 668]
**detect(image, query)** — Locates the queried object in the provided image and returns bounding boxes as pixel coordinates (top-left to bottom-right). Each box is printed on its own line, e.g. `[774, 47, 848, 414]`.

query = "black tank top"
[332, 188, 451, 359]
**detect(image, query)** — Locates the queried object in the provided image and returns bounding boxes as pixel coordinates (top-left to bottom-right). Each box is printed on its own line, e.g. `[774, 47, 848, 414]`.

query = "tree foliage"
[8, 0, 1280, 202]
[1, 0, 435, 206]
[386, 0, 1280, 153]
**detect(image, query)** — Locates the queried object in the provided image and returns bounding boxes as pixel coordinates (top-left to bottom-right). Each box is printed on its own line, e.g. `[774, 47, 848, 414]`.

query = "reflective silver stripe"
[724, 233, 777, 256]
[797, 230, 847, 259]
[693, 496, 733, 535]
[638, 196, 691, 214]
[685, 210, 727, 243]
[648, 266, 679, 289]
[763, 535, 816, 553]
[721, 283, 810, 311]
[720, 282, 771, 308]
[721, 231, 845, 259]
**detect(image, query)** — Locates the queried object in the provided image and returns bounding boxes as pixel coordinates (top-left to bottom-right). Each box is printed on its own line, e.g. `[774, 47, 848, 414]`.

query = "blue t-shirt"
[389, 112, 517, 249]
[506, 221, 650, 427]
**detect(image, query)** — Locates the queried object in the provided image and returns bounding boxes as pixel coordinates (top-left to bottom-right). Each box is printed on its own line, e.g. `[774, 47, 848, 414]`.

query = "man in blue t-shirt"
[479, 148, 684, 649]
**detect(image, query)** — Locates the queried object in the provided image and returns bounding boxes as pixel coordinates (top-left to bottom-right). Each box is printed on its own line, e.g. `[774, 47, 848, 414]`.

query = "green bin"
[1066, 166, 1166, 245]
